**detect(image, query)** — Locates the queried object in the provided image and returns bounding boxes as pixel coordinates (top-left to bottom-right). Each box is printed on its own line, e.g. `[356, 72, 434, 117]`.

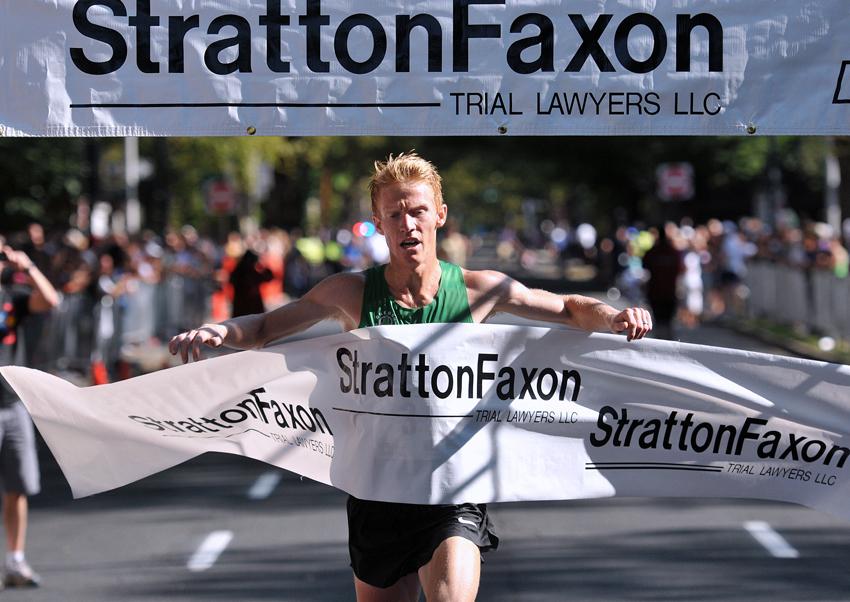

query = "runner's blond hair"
[369, 152, 443, 212]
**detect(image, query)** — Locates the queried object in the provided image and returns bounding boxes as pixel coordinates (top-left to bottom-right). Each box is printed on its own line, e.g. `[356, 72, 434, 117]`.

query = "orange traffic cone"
[91, 361, 109, 385]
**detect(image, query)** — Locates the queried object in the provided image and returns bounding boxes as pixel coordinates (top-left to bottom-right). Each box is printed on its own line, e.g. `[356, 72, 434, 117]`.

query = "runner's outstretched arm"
[168, 272, 363, 363]
[464, 269, 652, 341]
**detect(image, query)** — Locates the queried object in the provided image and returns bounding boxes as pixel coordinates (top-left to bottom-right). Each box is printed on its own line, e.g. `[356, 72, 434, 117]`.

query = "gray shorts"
[0, 401, 41, 496]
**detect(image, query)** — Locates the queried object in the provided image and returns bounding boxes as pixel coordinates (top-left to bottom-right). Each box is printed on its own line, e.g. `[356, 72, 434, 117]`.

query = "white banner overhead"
[3, 0, 850, 136]
[4, 324, 850, 521]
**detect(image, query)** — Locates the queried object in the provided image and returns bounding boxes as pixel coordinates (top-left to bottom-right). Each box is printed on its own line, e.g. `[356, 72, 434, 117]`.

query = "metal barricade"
[812, 270, 835, 335]
[745, 262, 775, 319]
[746, 259, 849, 337]
[837, 277, 850, 341]
[47, 291, 96, 373]
[121, 280, 157, 345]
[161, 274, 211, 335]
[779, 267, 808, 325]
[21, 273, 214, 379]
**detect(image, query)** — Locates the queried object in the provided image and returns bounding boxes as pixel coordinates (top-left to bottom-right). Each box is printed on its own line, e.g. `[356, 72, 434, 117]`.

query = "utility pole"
[766, 138, 786, 229]
[125, 137, 141, 234]
[825, 137, 842, 235]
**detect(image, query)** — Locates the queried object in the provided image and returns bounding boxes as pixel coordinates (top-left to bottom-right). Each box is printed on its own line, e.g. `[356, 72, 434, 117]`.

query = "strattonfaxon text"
[70, 1, 724, 76]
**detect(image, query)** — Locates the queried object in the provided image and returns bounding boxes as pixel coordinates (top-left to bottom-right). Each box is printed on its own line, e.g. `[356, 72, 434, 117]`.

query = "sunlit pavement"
[12, 318, 850, 601]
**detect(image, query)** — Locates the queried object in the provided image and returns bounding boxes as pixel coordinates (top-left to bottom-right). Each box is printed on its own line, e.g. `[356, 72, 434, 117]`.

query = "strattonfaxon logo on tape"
[591, 406, 850, 469]
[69, 0, 724, 76]
[127, 387, 333, 436]
[336, 347, 582, 402]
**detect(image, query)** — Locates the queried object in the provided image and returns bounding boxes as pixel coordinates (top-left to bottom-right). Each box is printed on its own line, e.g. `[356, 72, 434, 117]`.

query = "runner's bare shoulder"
[461, 268, 516, 321]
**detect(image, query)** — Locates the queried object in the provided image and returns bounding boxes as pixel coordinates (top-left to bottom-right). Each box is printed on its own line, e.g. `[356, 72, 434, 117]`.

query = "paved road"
[9, 320, 850, 601]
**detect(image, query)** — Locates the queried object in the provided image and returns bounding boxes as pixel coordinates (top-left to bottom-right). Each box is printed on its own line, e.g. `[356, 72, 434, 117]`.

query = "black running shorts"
[347, 496, 499, 588]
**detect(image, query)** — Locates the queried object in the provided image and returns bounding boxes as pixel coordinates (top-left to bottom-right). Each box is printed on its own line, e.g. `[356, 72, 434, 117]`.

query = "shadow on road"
[101, 543, 352, 601]
[479, 527, 850, 601]
[32, 438, 346, 514]
[66, 521, 850, 601]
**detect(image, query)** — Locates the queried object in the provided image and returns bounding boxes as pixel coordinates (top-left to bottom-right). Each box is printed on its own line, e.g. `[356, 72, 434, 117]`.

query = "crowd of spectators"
[2, 212, 849, 382]
[0, 222, 394, 384]
[485, 213, 850, 338]
[598, 215, 850, 336]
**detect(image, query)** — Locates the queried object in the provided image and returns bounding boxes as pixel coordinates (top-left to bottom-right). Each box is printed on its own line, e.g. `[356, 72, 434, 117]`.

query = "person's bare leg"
[418, 537, 480, 602]
[3, 493, 26, 553]
[354, 572, 420, 602]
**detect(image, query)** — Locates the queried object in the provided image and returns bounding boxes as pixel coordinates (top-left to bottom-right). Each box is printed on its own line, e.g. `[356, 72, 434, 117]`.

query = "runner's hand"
[609, 307, 652, 341]
[168, 323, 228, 363]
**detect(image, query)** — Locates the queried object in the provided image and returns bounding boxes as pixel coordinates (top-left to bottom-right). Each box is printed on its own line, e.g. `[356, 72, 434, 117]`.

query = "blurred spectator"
[19, 224, 54, 284]
[829, 238, 849, 278]
[0, 242, 59, 588]
[211, 231, 243, 322]
[596, 236, 621, 292]
[496, 225, 523, 267]
[229, 249, 273, 318]
[718, 222, 757, 315]
[439, 219, 471, 267]
[283, 256, 310, 298]
[614, 227, 646, 305]
[91, 250, 129, 383]
[16, 224, 60, 371]
[642, 226, 683, 340]
[679, 227, 708, 329]
[259, 228, 288, 309]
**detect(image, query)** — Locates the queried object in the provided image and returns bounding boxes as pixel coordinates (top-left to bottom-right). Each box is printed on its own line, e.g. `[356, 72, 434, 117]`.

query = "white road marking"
[744, 521, 800, 559]
[247, 471, 282, 500]
[187, 530, 233, 572]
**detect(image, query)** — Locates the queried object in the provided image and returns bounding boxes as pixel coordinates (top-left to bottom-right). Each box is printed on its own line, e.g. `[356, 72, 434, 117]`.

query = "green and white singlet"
[358, 260, 473, 327]
[347, 260, 498, 588]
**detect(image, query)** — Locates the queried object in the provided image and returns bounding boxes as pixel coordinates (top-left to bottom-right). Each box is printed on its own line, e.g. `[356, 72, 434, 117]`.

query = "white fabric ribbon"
[3, 324, 850, 520]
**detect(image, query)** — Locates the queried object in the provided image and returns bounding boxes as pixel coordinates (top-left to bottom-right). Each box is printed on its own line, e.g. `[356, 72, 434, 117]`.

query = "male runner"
[170, 153, 652, 601]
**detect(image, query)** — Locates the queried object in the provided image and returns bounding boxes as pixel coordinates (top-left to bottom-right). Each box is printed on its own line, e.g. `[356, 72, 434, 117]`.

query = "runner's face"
[373, 181, 447, 266]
